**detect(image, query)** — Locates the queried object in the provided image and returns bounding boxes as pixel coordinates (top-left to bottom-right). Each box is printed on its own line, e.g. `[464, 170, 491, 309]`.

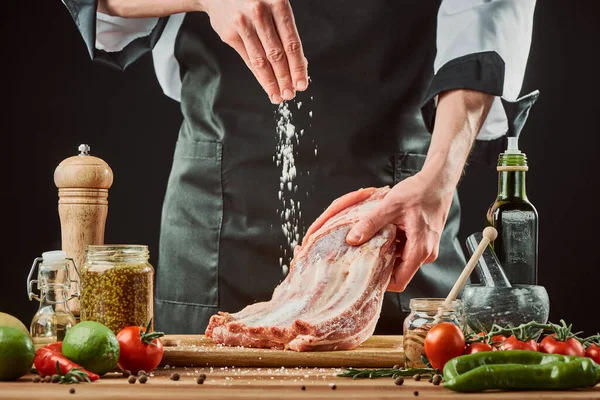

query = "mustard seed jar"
[80, 245, 154, 333]
[402, 298, 463, 368]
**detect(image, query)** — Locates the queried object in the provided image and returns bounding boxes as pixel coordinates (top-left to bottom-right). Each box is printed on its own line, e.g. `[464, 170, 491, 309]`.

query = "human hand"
[200, 0, 308, 104]
[345, 175, 454, 292]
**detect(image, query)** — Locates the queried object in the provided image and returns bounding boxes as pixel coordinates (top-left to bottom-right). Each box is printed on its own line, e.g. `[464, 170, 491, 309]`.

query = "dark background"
[2, 3, 598, 335]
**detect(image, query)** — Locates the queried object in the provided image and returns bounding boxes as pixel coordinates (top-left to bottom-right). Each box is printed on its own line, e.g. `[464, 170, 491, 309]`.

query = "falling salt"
[274, 102, 303, 275]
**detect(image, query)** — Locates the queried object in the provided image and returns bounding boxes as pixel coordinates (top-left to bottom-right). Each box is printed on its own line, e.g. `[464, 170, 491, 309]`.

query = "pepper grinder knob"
[54, 144, 113, 316]
[78, 144, 90, 155]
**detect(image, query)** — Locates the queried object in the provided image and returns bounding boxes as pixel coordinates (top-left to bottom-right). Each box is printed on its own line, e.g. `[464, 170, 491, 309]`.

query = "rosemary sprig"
[56, 361, 92, 384]
[140, 318, 165, 346]
[338, 367, 436, 380]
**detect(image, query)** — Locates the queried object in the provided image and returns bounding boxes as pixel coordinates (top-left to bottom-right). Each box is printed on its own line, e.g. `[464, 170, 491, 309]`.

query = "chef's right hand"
[199, 0, 309, 104]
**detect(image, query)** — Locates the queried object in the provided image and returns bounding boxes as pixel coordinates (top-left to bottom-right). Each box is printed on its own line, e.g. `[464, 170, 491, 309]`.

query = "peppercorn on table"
[1, 368, 599, 399]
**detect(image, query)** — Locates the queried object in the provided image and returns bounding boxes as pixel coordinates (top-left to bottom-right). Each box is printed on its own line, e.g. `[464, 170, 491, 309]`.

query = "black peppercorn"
[394, 376, 404, 386]
[44, 376, 52, 383]
[414, 390, 419, 396]
[51, 375, 60, 383]
[199, 373, 207, 380]
[122, 370, 131, 378]
[170, 372, 180, 381]
[128, 375, 137, 384]
[413, 374, 421, 381]
[139, 375, 148, 384]
[330, 384, 336, 390]
[32, 375, 41, 383]
[138, 370, 147, 377]
[196, 376, 205, 384]
[432, 374, 442, 386]
[69, 388, 75, 394]
[301, 385, 306, 390]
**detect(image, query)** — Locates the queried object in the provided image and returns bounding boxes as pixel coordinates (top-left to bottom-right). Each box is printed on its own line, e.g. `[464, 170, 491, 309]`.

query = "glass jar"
[80, 245, 154, 333]
[403, 298, 463, 368]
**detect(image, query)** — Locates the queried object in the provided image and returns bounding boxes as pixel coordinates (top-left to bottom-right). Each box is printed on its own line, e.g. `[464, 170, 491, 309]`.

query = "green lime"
[0, 326, 35, 381]
[62, 321, 120, 375]
[0, 312, 30, 336]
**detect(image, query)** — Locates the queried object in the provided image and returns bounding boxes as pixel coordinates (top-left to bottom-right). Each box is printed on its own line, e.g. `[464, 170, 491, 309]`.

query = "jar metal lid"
[408, 298, 462, 311]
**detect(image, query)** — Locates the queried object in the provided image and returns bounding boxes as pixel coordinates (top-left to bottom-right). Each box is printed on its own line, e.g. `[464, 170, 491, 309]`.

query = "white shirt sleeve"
[94, 11, 184, 102]
[96, 12, 159, 52]
[152, 14, 186, 102]
[435, 0, 537, 141]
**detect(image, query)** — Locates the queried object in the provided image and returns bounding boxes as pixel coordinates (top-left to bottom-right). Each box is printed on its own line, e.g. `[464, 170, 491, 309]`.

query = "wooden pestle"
[433, 226, 498, 323]
[54, 144, 113, 316]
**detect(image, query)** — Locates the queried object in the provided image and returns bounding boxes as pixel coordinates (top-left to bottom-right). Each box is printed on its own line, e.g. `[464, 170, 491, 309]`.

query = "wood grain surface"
[160, 334, 405, 368]
[1, 367, 598, 400]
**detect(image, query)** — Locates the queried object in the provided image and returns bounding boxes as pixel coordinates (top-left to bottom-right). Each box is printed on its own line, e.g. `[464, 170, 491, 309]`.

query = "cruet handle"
[66, 258, 81, 301]
[27, 257, 43, 302]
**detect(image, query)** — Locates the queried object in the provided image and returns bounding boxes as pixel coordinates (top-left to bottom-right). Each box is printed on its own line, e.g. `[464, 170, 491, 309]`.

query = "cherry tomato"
[490, 335, 507, 345]
[474, 332, 506, 346]
[464, 342, 494, 354]
[538, 335, 585, 357]
[116, 323, 164, 375]
[585, 344, 600, 364]
[498, 335, 538, 351]
[424, 322, 465, 371]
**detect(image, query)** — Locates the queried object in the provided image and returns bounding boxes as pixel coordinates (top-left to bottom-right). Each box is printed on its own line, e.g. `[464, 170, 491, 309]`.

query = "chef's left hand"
[345, 173, 454, 292]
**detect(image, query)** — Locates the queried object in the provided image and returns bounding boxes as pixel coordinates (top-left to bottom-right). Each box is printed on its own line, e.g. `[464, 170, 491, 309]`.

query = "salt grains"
[275, 101, 314, 275]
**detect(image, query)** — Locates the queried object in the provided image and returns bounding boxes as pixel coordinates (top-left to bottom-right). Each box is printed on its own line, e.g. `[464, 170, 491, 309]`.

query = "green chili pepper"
[443, 350, 600, 392]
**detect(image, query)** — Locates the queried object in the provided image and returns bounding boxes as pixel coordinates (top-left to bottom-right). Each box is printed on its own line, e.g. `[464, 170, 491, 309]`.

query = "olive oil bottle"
[486, 137, 538, 285]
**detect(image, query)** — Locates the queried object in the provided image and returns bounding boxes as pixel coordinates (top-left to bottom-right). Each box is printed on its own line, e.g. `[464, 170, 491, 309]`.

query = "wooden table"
[1, 367, 599, 399]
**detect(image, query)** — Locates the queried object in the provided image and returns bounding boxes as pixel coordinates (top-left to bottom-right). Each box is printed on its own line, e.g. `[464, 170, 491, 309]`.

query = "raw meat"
[205, 187, 396, 351]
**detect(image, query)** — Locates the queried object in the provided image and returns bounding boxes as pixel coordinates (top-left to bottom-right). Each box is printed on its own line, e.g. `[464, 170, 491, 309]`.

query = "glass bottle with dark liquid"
[486, 138, 538, 285]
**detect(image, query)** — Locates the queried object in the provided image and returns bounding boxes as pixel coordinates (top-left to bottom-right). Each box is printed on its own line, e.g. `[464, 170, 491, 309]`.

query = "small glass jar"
[80, 245, 154, 333]
[403, 298, 463, 368]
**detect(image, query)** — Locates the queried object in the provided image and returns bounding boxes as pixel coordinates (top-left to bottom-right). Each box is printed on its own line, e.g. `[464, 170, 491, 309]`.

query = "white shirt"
[91, 0, 537, 141]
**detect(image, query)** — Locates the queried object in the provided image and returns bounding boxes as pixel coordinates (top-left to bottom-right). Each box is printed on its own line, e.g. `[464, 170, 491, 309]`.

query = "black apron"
[154, 0, 466, 334]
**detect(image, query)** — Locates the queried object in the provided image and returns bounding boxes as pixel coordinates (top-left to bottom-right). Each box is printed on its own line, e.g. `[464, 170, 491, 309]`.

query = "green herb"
[338, 367, 435, 380]
[55, 361, 91, 384]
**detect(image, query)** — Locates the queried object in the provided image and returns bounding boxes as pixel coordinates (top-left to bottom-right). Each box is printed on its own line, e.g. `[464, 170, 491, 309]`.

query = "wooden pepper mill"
[54, 144, 113, 317]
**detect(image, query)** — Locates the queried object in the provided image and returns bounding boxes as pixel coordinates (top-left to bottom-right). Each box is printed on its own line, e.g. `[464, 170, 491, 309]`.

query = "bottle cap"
[54, 144, 114, 189]
[504, 137, 522, 155]
[42, 250, 67, 265]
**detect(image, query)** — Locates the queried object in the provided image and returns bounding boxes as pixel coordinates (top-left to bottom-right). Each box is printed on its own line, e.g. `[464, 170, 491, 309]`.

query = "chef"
[62, 0, 537, 333]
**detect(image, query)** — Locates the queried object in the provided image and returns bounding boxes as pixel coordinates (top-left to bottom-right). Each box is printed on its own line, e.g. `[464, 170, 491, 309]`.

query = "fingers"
[302, 188, 377, 246]
[346, 198, 392, 245]
[386, 236, 440, 292]
[269, 0, 308, 91]
[238, 21, 283, 104]
[226, 0, 306, 103]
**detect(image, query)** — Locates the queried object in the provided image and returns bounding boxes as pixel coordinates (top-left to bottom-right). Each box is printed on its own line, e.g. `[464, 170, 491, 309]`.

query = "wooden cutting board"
[160, 335, 404, 368]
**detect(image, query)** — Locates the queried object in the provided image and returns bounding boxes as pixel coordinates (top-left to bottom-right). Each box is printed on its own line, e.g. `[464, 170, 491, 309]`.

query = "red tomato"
[491, 335, 507, 345]
[498, 335, 538, 351]
[585, 344, 600, 364]
[474, 332, 506, 346]
[116, 324, 164, 375]
[539, 335, 585, 357]
[464, 342, 494, 354]
[424, 322, 465, 371]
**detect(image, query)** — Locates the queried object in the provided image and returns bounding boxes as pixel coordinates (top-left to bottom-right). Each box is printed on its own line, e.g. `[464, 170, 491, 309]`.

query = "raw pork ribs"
[205, 187, 396, 351]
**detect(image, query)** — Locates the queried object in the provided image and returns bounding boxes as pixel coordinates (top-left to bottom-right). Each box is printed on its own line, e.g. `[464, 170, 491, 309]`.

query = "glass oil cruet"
[27, 250, 80, 349]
